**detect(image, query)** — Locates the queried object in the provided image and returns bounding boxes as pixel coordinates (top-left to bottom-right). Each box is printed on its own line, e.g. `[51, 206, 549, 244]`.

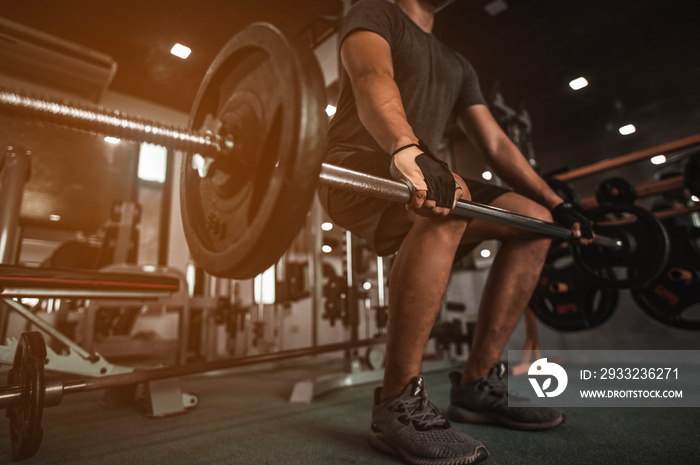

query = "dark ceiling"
[2, 0, 699, 178]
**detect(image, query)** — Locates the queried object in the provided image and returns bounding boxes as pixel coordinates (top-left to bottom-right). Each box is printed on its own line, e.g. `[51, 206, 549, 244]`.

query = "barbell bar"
[318, 163, 623, 248]
[0, 88, 226, 157]
[0, 87, 622, 250]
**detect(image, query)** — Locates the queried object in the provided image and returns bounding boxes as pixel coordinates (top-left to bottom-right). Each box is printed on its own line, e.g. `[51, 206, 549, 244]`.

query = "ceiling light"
[322, 245, 332, 253]
[49, 214, 61, 222]
[619, 124, 636, 135]
[484, 0, 509, 16]
[104, 136, 120, 144]
[362, 281, 372, 290]
[482, 170, 493, 181]
[479, 249, 492, 258]
[325, 105, 337, 117]
[569, 77, 588, 90]
[650, 154, 667, 165]
[171, 43, 191, 59]
[691, 195, 699, 203]
[321, 222, 334, 231]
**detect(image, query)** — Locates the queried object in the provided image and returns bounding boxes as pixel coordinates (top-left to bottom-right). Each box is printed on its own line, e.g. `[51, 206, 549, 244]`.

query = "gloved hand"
[389, 140, 458, 209]
[551, 202, 594, 243]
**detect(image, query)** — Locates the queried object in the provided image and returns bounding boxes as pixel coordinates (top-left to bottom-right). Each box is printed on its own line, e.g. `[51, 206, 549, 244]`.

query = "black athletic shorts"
[318, 150, 511, 258]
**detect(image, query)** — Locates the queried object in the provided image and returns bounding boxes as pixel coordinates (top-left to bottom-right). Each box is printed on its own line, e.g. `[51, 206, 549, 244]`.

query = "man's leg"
[379, 211, 469, 400]
[457, 192, 553, 382]
[446, 192, 563, 431]
[366, 192, 488, 465]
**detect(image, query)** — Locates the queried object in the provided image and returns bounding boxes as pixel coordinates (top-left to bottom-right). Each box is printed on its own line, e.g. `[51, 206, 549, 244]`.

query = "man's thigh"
[320, 150, 410, 255]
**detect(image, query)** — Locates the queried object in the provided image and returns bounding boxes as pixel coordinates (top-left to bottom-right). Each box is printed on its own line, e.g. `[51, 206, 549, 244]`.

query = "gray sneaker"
[368, 376, 489, 465]
[447, 363, 564, 431]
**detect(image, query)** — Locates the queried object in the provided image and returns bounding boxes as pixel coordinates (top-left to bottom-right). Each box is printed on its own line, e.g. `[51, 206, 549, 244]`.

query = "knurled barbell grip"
[319, 163, 624, 250]
[0, 88, 223, 157]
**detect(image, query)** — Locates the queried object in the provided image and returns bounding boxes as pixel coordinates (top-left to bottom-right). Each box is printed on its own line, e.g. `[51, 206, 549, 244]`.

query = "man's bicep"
[340, 30, 394, 84]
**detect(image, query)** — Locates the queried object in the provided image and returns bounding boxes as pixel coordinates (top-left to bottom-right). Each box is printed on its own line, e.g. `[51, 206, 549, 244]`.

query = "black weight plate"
[684, 149, 700, 197]
[572, 203, 671, 288]
[595, 177, 636, 205]
[531, 246, 619, 331]
[7, 331, 46, 461]
[631, 226, 700, 329]
[181, 23, 327, 278]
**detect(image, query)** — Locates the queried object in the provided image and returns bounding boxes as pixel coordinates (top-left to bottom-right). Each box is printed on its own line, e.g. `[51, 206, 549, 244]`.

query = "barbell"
[0, 23, 669, 288]
[1, 331, 388, 461]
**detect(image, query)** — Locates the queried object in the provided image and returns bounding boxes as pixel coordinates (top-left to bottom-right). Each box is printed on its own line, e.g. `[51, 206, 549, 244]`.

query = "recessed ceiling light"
[171, 43, 191, 59]
[482, 170, 493, 181]
[569, 77, 588, 90]
[49, 214, 61, 222]
[362, 281, 372, 290]
[322, 245, 332, 253]
[619, 124, 636, 135]
[480, 249, 492, 258]
[691, 195, 699, 203]
[650, 155, 667, 165]
[325, 105, 337, 117]
[104, 136, 120, 144]
[321, 222, 334, 231]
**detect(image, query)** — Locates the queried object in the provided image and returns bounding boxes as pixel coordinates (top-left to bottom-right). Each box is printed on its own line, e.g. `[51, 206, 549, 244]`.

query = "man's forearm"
[488, 137, 563, 209]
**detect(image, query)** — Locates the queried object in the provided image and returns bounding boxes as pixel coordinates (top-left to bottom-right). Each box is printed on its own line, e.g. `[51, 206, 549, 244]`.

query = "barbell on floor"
[2, 330, 387, 460]
[0, 23, 671, 286]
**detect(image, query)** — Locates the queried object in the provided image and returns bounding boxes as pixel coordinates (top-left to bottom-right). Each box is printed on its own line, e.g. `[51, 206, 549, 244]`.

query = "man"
[318, 1, 592, 463]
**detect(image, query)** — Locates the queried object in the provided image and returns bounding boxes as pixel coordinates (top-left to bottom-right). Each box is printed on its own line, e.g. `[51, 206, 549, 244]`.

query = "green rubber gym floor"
[1, 359, 697, 464]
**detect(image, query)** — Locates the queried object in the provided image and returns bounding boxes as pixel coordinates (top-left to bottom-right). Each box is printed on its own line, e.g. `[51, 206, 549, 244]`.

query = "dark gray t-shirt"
[326, 0, 485, 164]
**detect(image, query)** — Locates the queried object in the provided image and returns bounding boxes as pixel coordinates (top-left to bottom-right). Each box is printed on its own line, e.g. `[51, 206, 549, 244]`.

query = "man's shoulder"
[346, 0, 399, 20]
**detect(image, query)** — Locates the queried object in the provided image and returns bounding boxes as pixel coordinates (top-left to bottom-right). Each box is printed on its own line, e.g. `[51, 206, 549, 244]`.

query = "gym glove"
[389, 140, 457, 208]
[551, 202, 594, 239]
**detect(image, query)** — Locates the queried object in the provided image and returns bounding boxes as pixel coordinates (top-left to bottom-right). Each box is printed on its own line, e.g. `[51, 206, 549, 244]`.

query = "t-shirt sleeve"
[339, 0, 398, 49]
[455, 55, 486, 110]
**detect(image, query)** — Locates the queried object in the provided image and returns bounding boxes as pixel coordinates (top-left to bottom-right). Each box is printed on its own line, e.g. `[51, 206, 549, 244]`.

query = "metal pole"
[552, 133, 700, 182]
[0, 146, 30, 264]
[67, 336, 388, 394]
[308, 198, 324, 347]
[0, 146, 31, 343]
[319, 163, 623, 250]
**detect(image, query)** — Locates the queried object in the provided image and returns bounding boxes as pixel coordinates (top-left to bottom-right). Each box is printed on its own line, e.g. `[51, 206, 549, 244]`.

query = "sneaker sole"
[447, 405, 565, 431]
[367, 429, 489, 465]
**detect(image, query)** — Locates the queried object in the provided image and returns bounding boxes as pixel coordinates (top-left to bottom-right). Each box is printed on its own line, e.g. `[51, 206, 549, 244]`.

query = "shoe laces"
[477, 367, 529, 403]
[393, 388, 450, 430]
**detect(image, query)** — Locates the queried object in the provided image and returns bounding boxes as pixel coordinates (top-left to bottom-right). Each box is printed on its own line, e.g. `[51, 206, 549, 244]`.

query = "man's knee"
[502, 198, 554, 244]
[523, 202, 553, 224]
[412, 212, 469, 242]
